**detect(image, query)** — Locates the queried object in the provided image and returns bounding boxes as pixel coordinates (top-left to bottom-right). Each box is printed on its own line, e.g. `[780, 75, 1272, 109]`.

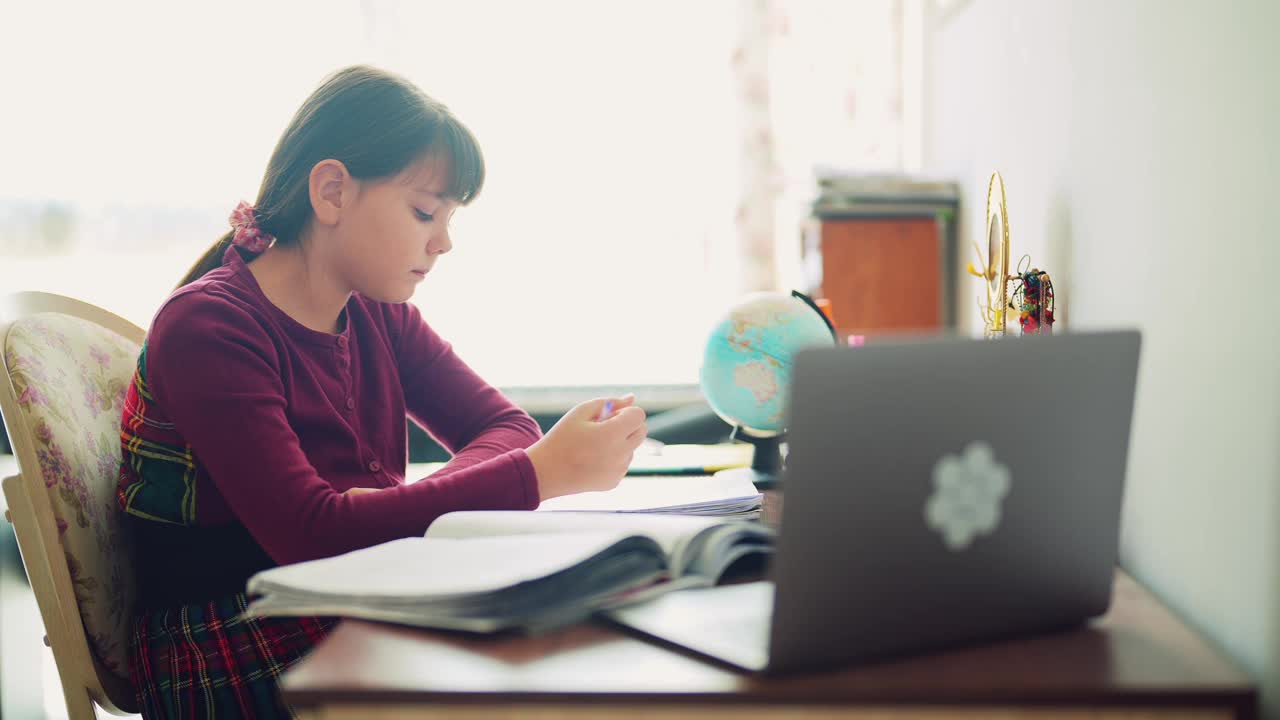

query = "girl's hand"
[526, 394, 646, 501]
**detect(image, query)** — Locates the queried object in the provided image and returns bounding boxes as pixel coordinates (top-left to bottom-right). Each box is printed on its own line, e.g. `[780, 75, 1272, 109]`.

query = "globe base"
[727, 429, 786, 489]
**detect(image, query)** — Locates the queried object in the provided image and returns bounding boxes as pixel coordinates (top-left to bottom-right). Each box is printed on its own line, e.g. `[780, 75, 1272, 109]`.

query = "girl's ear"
[309, 159, 352, 226]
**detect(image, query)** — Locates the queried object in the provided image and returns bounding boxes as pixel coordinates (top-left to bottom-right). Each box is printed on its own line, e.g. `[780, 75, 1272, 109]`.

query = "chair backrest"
[0, 291, 144, 718]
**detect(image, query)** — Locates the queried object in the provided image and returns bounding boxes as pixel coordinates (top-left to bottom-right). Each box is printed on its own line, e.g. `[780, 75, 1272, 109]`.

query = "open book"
[244, 511, 774, 633]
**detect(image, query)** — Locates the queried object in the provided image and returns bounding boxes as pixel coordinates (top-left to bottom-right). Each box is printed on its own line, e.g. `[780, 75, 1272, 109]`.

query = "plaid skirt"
[130, 592, 337, 719]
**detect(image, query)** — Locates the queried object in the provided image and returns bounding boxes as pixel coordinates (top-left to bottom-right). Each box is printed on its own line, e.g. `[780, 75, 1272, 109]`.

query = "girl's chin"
[360, 284, 417, 304]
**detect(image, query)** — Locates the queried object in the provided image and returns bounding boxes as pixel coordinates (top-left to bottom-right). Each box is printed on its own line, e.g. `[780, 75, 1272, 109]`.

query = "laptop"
[606, 330, 1141, 673]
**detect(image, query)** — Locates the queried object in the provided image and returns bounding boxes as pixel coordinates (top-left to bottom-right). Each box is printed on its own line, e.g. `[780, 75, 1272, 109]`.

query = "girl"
[117, 65, 647, 719]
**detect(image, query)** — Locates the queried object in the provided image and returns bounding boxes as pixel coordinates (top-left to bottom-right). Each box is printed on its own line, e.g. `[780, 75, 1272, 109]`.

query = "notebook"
[626, 443, 754, 475]
[243, 510, 774, 633]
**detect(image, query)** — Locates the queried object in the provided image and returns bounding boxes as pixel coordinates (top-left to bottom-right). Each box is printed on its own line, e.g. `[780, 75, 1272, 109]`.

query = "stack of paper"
[246, 532, 667, 632]
[407, 461, 763, 518]
[536, 473, 762, 518]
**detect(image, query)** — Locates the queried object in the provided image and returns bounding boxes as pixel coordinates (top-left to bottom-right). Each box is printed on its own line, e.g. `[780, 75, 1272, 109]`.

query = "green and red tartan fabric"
[130, 591, 336, 719]
[118, 348, 336, 718]
[117, 341, 199, 527]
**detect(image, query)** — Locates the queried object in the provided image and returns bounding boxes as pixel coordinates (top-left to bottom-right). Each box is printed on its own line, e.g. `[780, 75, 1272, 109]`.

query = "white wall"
[925, 0, 1279, 715]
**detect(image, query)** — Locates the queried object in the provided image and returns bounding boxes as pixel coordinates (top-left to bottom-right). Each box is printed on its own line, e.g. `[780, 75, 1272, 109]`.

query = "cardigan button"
[346, 398, 355, 410]
[337, 335, 348, 348]
[368, 460, 382, 473]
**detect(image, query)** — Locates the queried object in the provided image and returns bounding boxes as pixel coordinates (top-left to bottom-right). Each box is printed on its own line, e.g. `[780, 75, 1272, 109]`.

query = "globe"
[699, 290, 838, 440]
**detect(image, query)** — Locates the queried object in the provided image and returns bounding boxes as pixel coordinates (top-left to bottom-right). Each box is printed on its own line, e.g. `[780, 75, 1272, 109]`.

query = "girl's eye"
[414, 209, 434, 222]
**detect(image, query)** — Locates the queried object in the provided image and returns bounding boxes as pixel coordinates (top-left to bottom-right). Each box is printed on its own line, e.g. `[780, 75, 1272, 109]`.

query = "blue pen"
[599, 400, 613, 422]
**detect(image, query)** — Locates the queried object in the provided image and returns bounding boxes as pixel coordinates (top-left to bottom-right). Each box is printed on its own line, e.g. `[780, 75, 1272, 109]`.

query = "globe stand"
[716, 428, 785, 490]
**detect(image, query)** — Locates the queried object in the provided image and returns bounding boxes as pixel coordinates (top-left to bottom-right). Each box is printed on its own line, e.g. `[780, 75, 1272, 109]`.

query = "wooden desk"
[282, 569, 1256, 719]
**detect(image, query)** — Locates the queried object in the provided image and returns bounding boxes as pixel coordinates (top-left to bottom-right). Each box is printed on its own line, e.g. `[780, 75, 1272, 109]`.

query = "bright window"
[1, 0, 907, 389]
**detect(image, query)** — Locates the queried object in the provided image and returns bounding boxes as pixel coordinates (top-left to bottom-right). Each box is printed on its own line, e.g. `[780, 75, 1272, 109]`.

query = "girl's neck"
[246, 243, 351, 335]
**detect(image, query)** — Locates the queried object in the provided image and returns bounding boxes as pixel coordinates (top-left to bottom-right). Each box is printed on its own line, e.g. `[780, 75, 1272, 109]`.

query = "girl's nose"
[429, 229, 452, 256]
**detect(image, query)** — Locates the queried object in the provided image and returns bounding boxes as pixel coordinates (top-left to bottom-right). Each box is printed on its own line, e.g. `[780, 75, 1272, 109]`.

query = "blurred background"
[0, 0, 911, 389]
[2, 1, 1278, 718]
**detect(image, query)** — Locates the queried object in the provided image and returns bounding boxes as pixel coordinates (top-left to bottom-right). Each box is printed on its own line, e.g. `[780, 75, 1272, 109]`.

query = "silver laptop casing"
[766, 330, 1141, 672]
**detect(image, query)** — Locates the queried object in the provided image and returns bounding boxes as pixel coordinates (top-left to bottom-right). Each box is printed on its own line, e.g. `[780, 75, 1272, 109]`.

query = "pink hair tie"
[228, 200, 274, 252]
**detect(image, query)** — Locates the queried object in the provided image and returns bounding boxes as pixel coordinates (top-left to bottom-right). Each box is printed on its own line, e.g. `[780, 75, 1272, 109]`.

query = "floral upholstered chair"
[0, 291, 144, 718]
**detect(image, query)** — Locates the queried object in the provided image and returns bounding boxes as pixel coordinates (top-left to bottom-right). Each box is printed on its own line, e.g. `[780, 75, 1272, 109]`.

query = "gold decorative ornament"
[967, 171, 1011, 337]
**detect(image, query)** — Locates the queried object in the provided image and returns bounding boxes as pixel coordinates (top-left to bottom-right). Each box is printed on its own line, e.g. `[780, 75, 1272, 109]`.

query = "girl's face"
[334, 155, 459, 303]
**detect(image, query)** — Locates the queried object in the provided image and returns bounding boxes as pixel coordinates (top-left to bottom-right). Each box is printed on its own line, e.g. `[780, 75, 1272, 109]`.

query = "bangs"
[427, 114, 485, 205]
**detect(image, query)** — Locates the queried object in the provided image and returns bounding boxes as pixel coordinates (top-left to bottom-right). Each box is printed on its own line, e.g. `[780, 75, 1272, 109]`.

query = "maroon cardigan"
[119, 247, 541, 606]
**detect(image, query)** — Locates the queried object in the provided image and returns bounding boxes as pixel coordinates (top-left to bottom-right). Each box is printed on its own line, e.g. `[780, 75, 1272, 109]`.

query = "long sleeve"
[148, 292, 539, 566]
[388, 302, 544, 481]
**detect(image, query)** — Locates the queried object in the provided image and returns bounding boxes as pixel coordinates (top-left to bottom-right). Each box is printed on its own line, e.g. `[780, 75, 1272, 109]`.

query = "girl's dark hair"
[178, 65, 484, 287]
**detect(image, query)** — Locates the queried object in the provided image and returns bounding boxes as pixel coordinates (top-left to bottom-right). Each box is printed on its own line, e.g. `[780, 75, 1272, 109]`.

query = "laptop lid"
[766, 330, 1141, 673]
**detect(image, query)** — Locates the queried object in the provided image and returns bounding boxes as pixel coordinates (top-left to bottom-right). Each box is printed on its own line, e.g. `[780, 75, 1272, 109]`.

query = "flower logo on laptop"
[925, 442, 1011, 551]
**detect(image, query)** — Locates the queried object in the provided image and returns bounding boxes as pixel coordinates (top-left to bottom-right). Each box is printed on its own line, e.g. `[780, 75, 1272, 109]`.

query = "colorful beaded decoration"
[1010, 259, 1055, 335]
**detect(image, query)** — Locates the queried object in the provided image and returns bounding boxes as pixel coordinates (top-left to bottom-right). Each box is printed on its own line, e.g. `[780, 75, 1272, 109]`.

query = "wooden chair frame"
[0, 291, 144, 718]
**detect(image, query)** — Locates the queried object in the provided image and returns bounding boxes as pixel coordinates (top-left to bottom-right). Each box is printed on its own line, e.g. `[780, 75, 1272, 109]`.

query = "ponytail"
[176, 230, 235, 289]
